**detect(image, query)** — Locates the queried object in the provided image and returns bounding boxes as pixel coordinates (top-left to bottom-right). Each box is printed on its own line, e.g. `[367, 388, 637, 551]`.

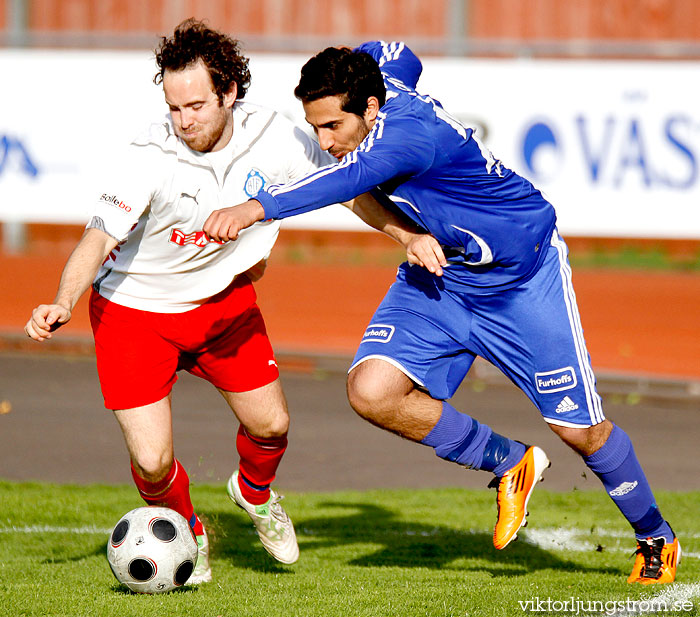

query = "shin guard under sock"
[131, 459, 204, 536]
[420, 401, 526, 474]
[583, 424, 673, 542]
[236, 425, 288, 505]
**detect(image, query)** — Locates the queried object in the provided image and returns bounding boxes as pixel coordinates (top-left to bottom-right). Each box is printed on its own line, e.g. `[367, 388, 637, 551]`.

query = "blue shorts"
[350, 230, 605, 428]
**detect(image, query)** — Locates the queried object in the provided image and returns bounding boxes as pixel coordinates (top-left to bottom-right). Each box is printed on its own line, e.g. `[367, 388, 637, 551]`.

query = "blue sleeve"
[355, 41, 422, 90]
[258, 111, 434, 220]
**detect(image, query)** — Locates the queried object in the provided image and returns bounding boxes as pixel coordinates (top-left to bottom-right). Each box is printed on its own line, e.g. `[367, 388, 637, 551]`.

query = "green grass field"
[1, 482, 698, 617]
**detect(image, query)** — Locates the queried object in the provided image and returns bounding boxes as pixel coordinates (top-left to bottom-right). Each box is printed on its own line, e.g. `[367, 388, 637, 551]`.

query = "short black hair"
[294, 47, 386, 117]
[154, 18, 251, 102]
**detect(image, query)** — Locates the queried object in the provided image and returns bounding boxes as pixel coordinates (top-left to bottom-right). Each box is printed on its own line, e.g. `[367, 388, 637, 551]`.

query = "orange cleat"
[627, 536, 681, 584]
[489, 445, 550, 550]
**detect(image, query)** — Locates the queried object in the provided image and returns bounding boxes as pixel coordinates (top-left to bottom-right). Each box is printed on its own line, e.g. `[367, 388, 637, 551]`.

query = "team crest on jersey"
[361, 324, 395, 344]
[244, 169, 267, 198]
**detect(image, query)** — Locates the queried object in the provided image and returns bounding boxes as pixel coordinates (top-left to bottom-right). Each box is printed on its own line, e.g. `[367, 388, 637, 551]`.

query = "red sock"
[237, 425, 288, 505]
[130, 459, 204, 536]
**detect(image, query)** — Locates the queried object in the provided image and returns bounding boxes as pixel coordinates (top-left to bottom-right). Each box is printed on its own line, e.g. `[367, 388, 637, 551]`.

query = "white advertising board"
[1, 49, 699, 238]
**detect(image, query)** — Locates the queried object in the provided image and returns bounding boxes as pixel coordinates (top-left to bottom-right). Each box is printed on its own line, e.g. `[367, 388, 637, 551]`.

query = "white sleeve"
[86, 143, 158, 241]
[286, 126, 335, 181]
[267, 113, 334, 183]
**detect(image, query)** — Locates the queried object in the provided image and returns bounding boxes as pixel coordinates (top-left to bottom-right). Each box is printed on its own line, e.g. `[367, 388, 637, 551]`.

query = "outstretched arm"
[202, 194, 447, 276]
[202, 199, 264, 243]
[25, 227, 118, 341]
[344, 193, 446, 276]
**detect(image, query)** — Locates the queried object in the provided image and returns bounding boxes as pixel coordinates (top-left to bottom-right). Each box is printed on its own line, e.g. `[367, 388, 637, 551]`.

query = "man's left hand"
[203, 199, 265, 242]
[406, 234, 447, 276]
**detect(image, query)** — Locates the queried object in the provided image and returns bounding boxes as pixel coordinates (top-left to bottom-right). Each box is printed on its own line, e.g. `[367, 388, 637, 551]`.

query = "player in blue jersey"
[203, 42, 680, 583]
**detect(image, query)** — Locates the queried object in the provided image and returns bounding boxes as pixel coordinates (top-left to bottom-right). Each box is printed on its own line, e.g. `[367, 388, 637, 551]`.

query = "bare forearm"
[54, 228, 118, 310]
[343, 193, 446, 276]
[26, 227, 118, 341]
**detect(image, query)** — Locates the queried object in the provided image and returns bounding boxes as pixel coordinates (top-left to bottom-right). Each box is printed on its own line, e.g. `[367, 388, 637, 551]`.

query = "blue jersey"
[256, 41, 557, 293]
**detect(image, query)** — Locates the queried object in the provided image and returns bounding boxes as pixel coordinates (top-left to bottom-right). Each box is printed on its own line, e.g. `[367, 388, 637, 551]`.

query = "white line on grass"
[2, 523, 698, 559]
[520, 527, 595, 552]
[0, 525, 111, 534]
[522, 527, 699, 559]
[594, 529, 700, 540]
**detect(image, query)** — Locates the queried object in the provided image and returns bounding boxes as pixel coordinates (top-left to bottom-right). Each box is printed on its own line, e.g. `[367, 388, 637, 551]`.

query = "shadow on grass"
[206, 501, 622, 579]
[109, 582, 199, 595]
[41, 541, 208, 594]
[34, 501, 622, 580]
[201, 509, 296, 575]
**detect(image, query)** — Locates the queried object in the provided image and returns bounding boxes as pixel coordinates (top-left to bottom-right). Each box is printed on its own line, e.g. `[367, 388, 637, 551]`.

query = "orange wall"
[18, 0, 700, 40]
[469, 0, 700, 41]
[25, 0, 447, 39]
[29, 0, 173, 31]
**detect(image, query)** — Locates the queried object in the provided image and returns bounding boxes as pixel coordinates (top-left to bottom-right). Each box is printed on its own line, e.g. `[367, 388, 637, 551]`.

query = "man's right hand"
[25, 304, 71, 341]
[203, 199, 265, 242]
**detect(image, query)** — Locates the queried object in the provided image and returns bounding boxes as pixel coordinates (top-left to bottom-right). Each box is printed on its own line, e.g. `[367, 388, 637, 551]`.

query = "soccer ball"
[107, 506, 198, 594]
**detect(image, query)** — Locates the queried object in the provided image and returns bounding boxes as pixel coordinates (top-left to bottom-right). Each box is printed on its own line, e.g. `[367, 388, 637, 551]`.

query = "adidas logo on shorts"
[555, 396, 579, 414]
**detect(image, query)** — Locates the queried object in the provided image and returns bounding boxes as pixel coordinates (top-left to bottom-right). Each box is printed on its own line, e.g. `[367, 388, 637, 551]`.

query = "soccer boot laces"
[488, 445, 550, 550]
[627, 535, 681, 584]
[188, 526, 212, 584]
[227, 470, 299, 565]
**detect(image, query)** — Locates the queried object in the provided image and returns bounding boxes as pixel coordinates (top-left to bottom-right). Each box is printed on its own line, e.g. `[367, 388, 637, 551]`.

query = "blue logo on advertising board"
[520, 120, 561, 183]
[0, 135, 39, 178]
[519, 112, 698, 190]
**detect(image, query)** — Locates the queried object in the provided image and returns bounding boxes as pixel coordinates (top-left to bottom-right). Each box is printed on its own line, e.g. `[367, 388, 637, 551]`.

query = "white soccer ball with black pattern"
[107, 506, 198, 593]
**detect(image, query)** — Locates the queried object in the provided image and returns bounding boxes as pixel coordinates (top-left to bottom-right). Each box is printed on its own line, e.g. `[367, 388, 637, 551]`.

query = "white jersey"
[88, 101, 332, 312]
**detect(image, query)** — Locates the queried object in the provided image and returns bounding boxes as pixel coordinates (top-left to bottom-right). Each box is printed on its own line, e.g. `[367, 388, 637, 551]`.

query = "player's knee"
[347, 364, 402, 421]
[242, 406, 289, 439]
[257, 413, 289, 439]
[548, 419, 612, 456]
[132, 452, 174, 483]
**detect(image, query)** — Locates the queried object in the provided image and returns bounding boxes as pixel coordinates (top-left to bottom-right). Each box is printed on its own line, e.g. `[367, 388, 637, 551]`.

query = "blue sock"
[584, 424, 673, 542]
[420, 401, 526, 475]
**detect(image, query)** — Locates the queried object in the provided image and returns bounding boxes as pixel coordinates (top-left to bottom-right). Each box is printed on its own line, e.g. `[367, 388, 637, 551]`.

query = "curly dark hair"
[154, 18, 251, 101]
[294, 47, 386, 117]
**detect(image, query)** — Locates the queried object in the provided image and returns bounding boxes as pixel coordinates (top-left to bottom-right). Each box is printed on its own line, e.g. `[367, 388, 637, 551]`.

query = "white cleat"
[227, 470, 299, 565]
[188, 526, 212, 584]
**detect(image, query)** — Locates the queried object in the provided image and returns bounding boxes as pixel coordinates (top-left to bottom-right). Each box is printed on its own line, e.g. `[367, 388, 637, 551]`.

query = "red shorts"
[89, 277, 279, 410]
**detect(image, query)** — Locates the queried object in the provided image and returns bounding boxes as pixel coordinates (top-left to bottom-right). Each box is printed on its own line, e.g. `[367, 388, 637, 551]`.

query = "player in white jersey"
[91, 99, 319, 312]
[24, 20, 440, 582]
